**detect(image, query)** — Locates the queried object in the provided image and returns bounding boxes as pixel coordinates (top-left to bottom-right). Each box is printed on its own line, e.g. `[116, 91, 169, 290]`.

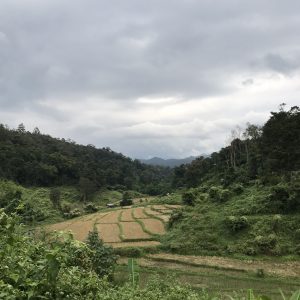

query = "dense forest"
[173, 105, 300, 190]
[0, 124, 172, 195]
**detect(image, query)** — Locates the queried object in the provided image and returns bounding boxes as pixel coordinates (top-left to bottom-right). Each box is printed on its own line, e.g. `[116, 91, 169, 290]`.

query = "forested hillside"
[163, 105, 300, 256]
[0, 124, 172, 195]
[173, 105, 300, 188]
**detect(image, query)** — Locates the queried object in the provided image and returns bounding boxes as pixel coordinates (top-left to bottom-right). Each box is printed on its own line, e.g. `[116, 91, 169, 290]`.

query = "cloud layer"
[0, 0, 300, 158]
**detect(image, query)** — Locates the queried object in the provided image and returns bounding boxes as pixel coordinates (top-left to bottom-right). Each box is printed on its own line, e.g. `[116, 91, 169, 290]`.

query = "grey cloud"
[0, 0, 300, 157]
[263, 53, 300, 74]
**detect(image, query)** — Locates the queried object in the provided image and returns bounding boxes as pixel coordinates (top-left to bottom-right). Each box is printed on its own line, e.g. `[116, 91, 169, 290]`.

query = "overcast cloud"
[0, 0, 300, 158]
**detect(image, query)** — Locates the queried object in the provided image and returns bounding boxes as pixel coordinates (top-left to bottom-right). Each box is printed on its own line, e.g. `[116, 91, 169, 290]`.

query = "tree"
[49, 188, 61, 209]
[17, 123, 25, 133]
[86, 227, 117, 279]
[33, 127, 41, 135]
[79, 177, 96, 202]
[120, 191, 133, 206]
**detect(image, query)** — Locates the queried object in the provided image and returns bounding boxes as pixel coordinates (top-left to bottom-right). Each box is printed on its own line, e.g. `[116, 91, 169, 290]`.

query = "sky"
[0, 0, 299, 159]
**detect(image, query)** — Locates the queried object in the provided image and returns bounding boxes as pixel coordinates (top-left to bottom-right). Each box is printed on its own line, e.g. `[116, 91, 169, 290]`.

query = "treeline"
[0, 124, 172, 195]
[173, 105, 300, 187]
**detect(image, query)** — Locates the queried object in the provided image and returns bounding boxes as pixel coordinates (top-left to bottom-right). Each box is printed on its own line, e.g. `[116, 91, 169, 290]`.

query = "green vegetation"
[162, 106, 300, 257]
[4, 209, 291, 299]
[0, 124, 172, 195]
[162, 184, 300, 256]
[0, 105, 299, 298]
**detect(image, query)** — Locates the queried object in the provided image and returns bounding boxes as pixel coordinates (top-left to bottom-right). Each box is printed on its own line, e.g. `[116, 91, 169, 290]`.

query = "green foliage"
[0, 123, 172, 194]
[254, 234, 278, 253]
[86, 227, 117, 279]
[231, 183, 244, 195]
[49, 187, 61, 209]
[64, 208, 82, 219]
[163, 183, 300, 256]
[225, 216, 249, 232]
[168, 210, 183, 228]
[209, 186, 231, 202]
[120, 191, 133, 206]
[0, 210, 108, 299]
[173, 106, 300, 189]
[128, 258, 139, 287]
[182, 189, 197, 206]
[79, 177, 97, 202]
[84, 202, 98, 213]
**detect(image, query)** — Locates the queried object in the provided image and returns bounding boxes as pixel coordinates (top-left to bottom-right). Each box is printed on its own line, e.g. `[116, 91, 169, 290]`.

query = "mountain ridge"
[139, 155, 207, 167]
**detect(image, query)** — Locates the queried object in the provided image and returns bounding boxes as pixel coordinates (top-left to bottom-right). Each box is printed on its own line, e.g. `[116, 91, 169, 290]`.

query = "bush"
[231, 183, 244, 195]
[272, 214, 282, 232]
[182, 189, 197, 206]
[267, 184, 292, 212]
[254, 234, 277, 253]
[209, 186, 231, 202]
[86, 227, 117, 279]
[168, 210, 183, 228]
[64, 208, 81, 219]
[120, 192, 133, 206]
[225, 216, 249, 232]
[84, 202, 98, 213]
[49, 187, 61, 209]
[295, 229, 300, 240]
[61, 202, 71, 214]
[0, 210, 112, 299]
[113, 247, 144, 257]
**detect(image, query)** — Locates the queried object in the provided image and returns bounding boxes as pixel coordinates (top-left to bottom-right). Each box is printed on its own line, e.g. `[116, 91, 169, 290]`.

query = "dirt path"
[144, 253, 300, 278]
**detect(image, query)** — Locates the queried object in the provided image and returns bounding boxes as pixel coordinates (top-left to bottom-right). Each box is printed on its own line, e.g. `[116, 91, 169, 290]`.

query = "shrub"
[272, 214, 282, 232]
[231, 183, 244, 195]
[295, 229, 300, 240]
[86, 227, 117, 279]
[84, 202, 98, 213]
[61, 202, 71, 214]
[120, 192, 133, 206]
[49, 187, 61, 209]
[120, 198, 133, 206]
[113, 247, 144, 257]
[254, 234, 277, 253]
[168, 210, 183, 228]
[209, 186, 231, 202]
[64, 208, 81, 219]
[182, 189, 197, 206]
[267, 184, 291, 212]
[225, 216, 249, 232]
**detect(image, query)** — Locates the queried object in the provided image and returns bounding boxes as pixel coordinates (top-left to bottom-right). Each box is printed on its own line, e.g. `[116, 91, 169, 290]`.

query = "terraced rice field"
[45, 204, 180, 248]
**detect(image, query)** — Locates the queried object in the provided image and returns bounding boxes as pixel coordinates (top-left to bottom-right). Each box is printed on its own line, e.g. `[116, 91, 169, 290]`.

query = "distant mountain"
[139, 156, 206, 168]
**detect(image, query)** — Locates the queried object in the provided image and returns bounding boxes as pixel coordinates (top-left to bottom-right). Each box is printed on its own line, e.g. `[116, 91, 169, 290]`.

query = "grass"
[160, 184, 300, 258]
[114, 262, 300, 299]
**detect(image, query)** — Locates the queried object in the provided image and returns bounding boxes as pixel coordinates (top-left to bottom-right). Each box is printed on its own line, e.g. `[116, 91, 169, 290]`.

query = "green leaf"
[290, 290, 300, 300]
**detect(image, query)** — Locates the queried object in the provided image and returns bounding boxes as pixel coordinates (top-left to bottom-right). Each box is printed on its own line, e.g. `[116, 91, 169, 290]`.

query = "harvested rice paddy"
[45, 204, 180, 248]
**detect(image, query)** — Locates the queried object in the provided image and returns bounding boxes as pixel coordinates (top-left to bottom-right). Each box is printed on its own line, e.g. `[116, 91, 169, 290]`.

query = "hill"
[162, 105, 300, 257]
[0, 124, 172, 195]
[139, 156, 204, 167]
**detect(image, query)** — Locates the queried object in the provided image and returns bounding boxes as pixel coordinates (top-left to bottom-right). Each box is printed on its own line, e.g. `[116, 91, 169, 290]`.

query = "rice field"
[44, 204, 180, 248]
